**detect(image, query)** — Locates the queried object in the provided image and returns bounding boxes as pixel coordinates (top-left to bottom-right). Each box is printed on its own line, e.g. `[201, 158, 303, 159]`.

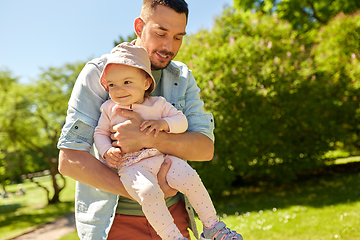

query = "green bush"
[312, 11, 360, 153]
[176, 9, 360, 197]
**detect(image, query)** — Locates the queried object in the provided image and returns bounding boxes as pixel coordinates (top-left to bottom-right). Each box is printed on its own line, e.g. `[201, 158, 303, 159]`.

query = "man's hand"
[157, 157, 178, 198]
[111, 109, 150, 153]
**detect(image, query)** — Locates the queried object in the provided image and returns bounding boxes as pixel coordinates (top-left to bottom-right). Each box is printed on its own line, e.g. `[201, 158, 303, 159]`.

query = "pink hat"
[100, 42, 155, 94]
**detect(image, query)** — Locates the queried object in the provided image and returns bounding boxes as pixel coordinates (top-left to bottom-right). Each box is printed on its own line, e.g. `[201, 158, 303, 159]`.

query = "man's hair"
[141, 0, 188, 23]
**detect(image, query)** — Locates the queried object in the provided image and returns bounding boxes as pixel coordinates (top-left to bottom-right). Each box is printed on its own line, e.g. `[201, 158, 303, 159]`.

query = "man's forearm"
[58, 149, 132, 198]
[112, 109, 214, 160]
[149, 131, 214, 161]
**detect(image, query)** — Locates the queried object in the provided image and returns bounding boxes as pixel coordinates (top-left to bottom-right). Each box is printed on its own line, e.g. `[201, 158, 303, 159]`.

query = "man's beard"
[150, 50, 175, 70]
[151, 61, 171, 70]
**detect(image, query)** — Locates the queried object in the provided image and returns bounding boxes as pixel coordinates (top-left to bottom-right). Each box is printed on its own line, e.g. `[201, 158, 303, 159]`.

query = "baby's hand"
[104, 147, 122, 167]
[140, 119, 169, 137]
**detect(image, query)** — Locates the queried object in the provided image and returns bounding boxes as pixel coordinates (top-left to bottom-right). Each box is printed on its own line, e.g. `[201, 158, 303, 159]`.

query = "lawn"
[2, 166, 360, 240]
[212, 171, 360, 240]
[0, 175, 76, 240]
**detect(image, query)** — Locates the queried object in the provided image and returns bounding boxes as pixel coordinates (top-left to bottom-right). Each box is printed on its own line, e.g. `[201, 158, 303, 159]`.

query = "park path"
[10, 212, 76, 240]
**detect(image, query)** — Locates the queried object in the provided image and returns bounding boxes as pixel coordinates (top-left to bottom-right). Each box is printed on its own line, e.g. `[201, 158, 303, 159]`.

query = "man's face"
[139, 5, 187, 70]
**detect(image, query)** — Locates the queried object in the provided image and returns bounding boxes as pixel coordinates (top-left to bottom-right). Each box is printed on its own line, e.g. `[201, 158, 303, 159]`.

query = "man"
[57, 1, 214, 239]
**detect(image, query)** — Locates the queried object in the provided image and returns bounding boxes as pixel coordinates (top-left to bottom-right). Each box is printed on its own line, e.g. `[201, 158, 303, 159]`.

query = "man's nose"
[162, 38, 173, 53]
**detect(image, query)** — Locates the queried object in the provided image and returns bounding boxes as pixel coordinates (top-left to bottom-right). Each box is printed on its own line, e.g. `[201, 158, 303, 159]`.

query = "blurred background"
[1, 0, 360, 239]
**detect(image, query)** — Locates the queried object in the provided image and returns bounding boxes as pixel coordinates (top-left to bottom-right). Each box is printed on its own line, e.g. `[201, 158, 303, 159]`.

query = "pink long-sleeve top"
[94, 96, 188, 158]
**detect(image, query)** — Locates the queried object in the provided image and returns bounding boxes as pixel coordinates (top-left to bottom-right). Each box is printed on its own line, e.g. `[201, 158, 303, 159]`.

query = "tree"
[311, 11, 360, 153]
[0, 62, 85, 204]
[0, 70, 26, 188]
[233, 0, 360, 33]
[23, 62, 85, 203]
[175, 8, 360, 197]
[114, 32, 137, 46]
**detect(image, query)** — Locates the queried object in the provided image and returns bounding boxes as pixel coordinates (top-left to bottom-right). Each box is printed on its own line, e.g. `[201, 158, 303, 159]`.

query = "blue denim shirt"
[57, 54, 214, 240]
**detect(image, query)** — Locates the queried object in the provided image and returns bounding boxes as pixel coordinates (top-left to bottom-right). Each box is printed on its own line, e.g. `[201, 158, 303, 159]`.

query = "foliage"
[311, 11, 360, 154]
[0, 70, 36, 186]
[176, 8, 360, 196]
[0, 61, 85, 203]
[233, 0, 360, 33]
[114, 32, 137, 46]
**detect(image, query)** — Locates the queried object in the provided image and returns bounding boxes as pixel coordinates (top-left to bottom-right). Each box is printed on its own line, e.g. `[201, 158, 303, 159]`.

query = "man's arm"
[58, 148, 178, 198]
[58, 149, 131, 197]
[151, 131, 214, 161]
[111, 109, 214, 161]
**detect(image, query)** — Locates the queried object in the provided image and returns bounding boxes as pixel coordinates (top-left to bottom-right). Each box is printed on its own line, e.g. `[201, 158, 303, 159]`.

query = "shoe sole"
[200, 233, 211, 240]
[200, 232, 244, 240]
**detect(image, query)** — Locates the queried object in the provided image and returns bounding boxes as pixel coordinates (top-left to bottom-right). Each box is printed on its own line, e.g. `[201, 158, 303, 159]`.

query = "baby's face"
[105, 64, 150, 106]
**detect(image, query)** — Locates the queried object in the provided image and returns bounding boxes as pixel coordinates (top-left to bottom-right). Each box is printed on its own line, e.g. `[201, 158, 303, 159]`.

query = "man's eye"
[156, 33, 165, 37]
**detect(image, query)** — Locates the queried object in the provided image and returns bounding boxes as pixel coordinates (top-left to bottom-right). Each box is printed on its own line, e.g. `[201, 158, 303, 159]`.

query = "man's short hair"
[141, 0, 189, 23]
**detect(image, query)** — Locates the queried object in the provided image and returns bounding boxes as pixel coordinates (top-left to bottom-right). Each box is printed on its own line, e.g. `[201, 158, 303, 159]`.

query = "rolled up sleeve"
[187, 112, 214, 142]
[57, 57, 109, 152]
[57, 114, 96, 151]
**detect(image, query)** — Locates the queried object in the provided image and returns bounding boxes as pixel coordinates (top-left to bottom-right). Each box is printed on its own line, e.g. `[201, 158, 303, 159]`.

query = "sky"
[0, 0, 232, 84]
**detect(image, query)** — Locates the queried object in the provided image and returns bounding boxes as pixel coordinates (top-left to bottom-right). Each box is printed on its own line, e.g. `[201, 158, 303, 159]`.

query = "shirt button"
[74, 126, 78, 129]
[174, 83, 178, 86]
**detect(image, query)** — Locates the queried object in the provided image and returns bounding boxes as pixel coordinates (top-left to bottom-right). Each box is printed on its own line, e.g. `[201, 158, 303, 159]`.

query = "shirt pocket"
[173, 97, 186, 112]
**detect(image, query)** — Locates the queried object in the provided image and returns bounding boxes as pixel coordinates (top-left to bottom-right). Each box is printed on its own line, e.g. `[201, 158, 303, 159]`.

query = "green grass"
[201, 171, 360, 240]
[0, 175, 76, 240]
[333, 156, 360, 165]
[325, 152, 360, 165]
[59, 171, 360, 240]
[2, 168, 360, 240]
[58, 231, 79, 240]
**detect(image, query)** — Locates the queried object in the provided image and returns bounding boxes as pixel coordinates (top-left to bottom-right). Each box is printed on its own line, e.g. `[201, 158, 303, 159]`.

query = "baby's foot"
[202, 221, 243, 240]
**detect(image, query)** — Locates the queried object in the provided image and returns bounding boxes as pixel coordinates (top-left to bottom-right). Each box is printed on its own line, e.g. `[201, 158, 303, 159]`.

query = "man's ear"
[134, 17, 145, 38]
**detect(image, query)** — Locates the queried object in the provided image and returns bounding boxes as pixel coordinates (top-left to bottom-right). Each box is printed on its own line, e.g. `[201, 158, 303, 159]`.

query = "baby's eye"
[108, 83, 115, 87]
[124, 81, 131, 84]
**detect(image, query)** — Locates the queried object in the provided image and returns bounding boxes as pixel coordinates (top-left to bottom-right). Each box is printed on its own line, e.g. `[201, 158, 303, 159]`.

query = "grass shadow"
[0, 201, 74, 230]
[214, 171, 360, 215]
[0, 203, 22, 215]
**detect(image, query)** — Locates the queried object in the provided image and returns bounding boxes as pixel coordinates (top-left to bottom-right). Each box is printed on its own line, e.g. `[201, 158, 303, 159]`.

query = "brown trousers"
[107, 200, 191, 240]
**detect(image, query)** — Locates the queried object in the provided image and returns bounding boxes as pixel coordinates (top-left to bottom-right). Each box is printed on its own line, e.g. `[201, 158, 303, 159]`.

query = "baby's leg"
[166, 156, 218, 228]
[119, 156, 184, 240]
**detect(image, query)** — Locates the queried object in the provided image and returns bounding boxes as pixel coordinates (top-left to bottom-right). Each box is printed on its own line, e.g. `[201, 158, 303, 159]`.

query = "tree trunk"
[48, 157, 66, 204]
